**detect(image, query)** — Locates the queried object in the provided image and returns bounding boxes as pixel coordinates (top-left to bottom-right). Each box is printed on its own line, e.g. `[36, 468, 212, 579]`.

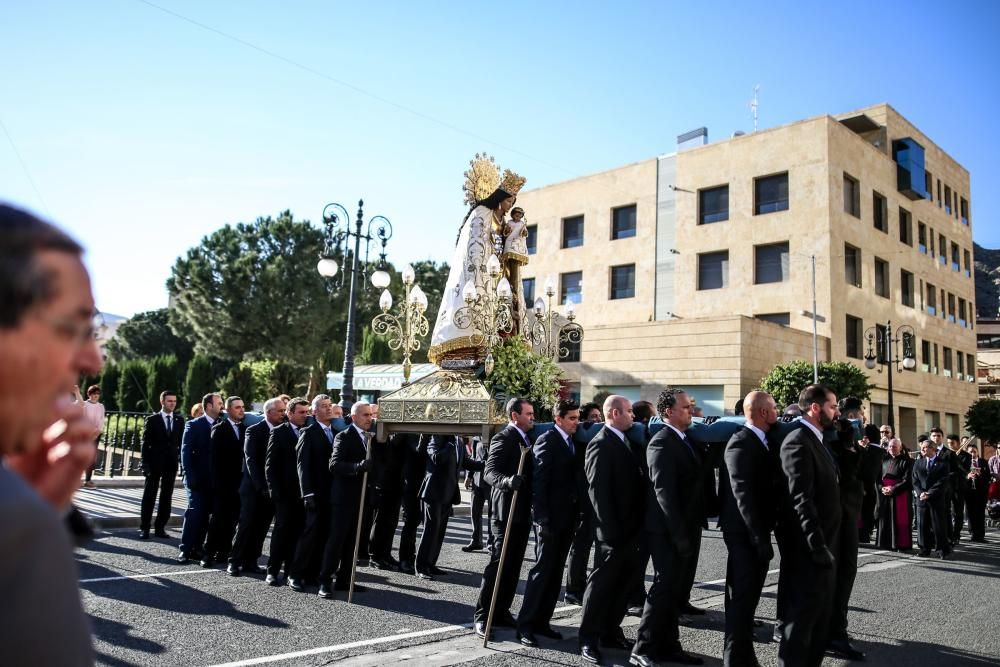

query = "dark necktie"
[323, 426, 333, 444]
[565, 434, 575, 456]
[681, 434, 697, 459]
[166, 415, 172, 434]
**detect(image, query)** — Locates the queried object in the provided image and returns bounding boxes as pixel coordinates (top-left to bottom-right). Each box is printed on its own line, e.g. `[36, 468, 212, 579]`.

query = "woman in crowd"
[876, 437, 913, 551]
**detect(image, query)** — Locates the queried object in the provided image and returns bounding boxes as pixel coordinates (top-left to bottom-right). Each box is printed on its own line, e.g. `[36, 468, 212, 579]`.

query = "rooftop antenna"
[750, 85, 760, 132]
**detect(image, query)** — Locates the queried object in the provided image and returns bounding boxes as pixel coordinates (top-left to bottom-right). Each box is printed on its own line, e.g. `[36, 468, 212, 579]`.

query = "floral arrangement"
[488, 336, 562, 409]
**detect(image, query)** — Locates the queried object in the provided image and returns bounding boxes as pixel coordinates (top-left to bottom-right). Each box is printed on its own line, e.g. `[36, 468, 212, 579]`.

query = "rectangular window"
[899, 207, 912, 245]
[846, 314, 863, 359]
[918, 222, 927, 254]
[561, 215, 584, 249]
[926, 282, 937, 316]
[944, 185, 952, 214]
[938, 234, 947, 265]
[754, 172, 789, 215]
[937, 179, 942, 207]
[943, 347, 953, 377]
[560, 271, 582, 305]
[941, 288, 946, 319]
[873, 191, 888, 232]
[959, 298, 967, 327]
[921, 340, 931, 372]
[754, 242, 790, 284]
[948, 293, 956, 323]
[611, 205, 637, 240]
[843, 173, 861, 217]
[958, 350, 965, 379]
[925, 170, 933, 202]
[929, 226, 935, 257]
[844, 244, 862, 287]
[698, 251, 729, 290]
[961, 197, 969, 225]
[609, 264, 635, 300]
[756, 313, 790, 326]
[522, 277, 535, 309]
[525, 225, 537, 255]
[901, 269, 914, 307]
[698, 185, 729, 224]
[964, 249, 972, 278]
[951, 242, 960, 272]
[934, 344, 939, 374]
[874, 257, 890, 298]
[968, 353, 976, 380]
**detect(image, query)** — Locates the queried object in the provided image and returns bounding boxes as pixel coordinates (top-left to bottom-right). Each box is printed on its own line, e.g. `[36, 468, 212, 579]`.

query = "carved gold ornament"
[463, 153, 501, 206]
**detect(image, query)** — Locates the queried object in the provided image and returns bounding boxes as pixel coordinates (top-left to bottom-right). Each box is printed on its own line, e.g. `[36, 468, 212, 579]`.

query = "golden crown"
[498, 169, 526, 196]
[462, 153, 500, 206]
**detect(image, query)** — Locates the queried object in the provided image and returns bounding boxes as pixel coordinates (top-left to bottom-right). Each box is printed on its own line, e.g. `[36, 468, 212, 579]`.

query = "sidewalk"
[75, 479, 474, 530]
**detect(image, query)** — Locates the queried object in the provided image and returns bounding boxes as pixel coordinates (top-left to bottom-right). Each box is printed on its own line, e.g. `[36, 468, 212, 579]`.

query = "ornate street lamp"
[371, 264, 430, 386]
[522, 275, 584, 361]
[318, 199, 393, 410]
[863, 320, 916, 431]
[452, 254, 514, 375]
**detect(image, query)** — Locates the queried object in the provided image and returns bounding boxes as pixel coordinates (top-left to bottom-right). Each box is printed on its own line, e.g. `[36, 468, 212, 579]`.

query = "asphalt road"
[78, 519, 1000, 666]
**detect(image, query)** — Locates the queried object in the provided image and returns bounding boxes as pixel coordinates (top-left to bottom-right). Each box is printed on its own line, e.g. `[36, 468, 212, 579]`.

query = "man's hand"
[920, 492, 929, 501]
[5, 403, 97, 511]
[508, 474, 524, 491]
[810, 545, 835, 568]
[355, 459, 372, 474]
[303, 496, 316, 511]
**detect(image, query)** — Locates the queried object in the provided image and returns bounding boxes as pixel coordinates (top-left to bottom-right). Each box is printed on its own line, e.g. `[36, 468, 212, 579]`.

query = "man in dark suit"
[368, 426, 405, 570]
[776, 384, 842, 667]
[179, 392, 223, 562]
[632, 389, 705, 667]
[318, 400, 375, 598]
[289, 394, 336, 591]
[397, 433, 426, 575]
[139, 390, 183, 539]
[228, 396, 285, 576]
[416, 435, 484, 579]
[577, 396, 646, 665]
[264, 397, 310, 585]
[464, 435, 490, 552]
[913, 439, 952, 559]
[517, 399, 582, 647]
[964, 443, 990, 542]
[473, 398, 535, 639]
[201, 396, 246, 567]
[719, 391, 779, 667]
[945, 433, 971, 543]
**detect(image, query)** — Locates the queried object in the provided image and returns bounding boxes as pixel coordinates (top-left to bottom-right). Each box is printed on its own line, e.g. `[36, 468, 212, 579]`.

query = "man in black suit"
[318, 400, 375, 598]
[397, 433, 426, 575]
[776, 384, 842, 667]
[577, 395, 646, 665]
[139, 390, 183, 539]
[913, 439, 952, 559]
[473, 398, 535, 639]
[367, 425, 405, 570]
[517, 399, 582, 647]
[945, 433, 971, 543]
[416, 435, 484, 579]
[964, 443, 990, 542]
[228, 396, 285, 576]
[719, 391, 779, 667]
[264, 397, 309, 585]
[565, 403, 603, 605]
[631, 389, 705, 667]
[202, 396, 247, 567]
[179, 392, 223, 562]
[464, 435, 490, 552]
[289, 394, 336, 591]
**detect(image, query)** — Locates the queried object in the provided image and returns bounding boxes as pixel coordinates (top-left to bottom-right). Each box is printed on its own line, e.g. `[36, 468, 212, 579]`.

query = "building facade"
[517, 103, 976, 444]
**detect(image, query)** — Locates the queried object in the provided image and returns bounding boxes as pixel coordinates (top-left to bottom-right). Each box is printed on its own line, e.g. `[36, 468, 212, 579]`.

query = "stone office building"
[517, 103, 976, 445]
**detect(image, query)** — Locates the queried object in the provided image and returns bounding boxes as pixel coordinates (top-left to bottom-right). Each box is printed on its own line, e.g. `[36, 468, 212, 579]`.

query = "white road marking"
[80, 568, 218, 584]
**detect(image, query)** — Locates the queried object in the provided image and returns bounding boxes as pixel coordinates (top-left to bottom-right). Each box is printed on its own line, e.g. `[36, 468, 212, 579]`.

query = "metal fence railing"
[92, 411, 180, 478]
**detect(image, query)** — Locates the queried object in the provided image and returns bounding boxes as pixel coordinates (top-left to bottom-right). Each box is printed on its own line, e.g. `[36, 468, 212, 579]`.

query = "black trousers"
[830, 511, 859, 642]
[772, 525, 792, 633]
[518, 523, 574, 631]
[634, 532, 692, 658]
[679, 527, 702, 606]
[292, 501, 329, 580]
[416, 502, 451, 570]
[473, 517, 532, 623]
[965, 489, 988, 540]
[859, 489, 877, 540]
[628, 538, 650, 609]
[204, 486, 240, 559]
[369, 487, 402, 560]
[267, 499, 303, 576]
[565, 509, 594, 596]
[578, 538, 643, 646]
[723, 532, 770, 666]
[469, 484, 489, 546]
[320, 502, 360, 583]
[947, 489, 965, 540]
[918, 500, 950, 554]
[229, 488, 274, 567]
[140, 468, 177, 531]
[777, 543, 836, 667]
[398, 491, 422, 565]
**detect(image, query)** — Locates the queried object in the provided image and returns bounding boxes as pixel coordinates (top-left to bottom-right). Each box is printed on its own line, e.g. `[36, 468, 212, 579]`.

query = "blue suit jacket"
[181, 414, 214, 491]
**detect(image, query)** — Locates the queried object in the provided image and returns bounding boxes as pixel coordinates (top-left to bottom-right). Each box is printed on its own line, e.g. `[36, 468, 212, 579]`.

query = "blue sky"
[3, 0, 998, 317]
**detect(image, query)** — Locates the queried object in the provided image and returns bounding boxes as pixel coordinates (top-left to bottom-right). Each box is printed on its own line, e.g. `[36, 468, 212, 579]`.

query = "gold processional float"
[372, 154, 582, 440]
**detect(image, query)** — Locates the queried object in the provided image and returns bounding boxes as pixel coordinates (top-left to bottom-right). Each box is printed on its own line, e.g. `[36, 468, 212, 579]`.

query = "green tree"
[965, 399, 1000, 444]
[242, 359, 307, 398]
[117, 359, 152, 412]
[219, 365, 256, 405]
[105, 308, 194, 363]
[758, 360, 873, 410]
[147, 355, 184, 410]
[356, 327, 393, 365]
[185, 353, 218, 410]
[99, 363, 121, 411]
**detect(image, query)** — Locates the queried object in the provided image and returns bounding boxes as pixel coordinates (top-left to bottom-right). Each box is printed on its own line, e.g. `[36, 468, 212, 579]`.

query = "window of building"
[756, 313, 790, 326]
[901, 269, 914, 307]
[874, 257, 890, 298]
[937, 179, 942, 207]
[846, 314, 863, 359]
[943, 347, 953, 377]
[921, 339, 931, 372]
[561, 215, 584, 249]
[938, 233, 947, 265]
[968, 353, 976, 380]
[934, 344, 939, 374]
[843, 173, 861, 218]
[947, 293, 956, 323]
[926, 282, 937, 316]
[560, 271, 582, 305]
[929, 226, 935, 257]
[873, 191, 888, 232]
[754, 242, 789, 284]
[978, 333, 1000, 348]
[941, 288, 946, 319]
[961, 197, 969, 225]
[925, 410, 940, 432]
[698, 251, 729, 290]
[525, 225, 537, 255]
[522, 277, 535, 309]
[944, 185, 952, 214]
[925, 170, 933, 202]
[919, 278, 924, 309]
[609, 264, 635, 300]
[698, 185, 729, 224]
[918, 222, 927, 254]
[964, 249, 972, 278]
[611, 205, 637, 240]
[899, 207, 912, 246]
[844, 244, 862, 287]
[754, 172, 789, 215]
[560, 338, 581, 363]
[959, 298, 967, 327]
[957, 350, 965, 380]
[951, 242, 960, 272]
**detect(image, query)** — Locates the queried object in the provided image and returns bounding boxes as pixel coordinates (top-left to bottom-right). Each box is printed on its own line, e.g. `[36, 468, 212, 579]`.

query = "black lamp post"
[863, 320, 916, 432]
[318, 199, 392, 411]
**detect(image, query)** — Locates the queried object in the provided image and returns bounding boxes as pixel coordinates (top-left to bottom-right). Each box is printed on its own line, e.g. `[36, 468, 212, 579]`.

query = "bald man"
[719, 391, 780, 667]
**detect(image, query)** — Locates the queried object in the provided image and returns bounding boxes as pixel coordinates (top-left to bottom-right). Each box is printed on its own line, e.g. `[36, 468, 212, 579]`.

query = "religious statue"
[428, 154, 527, 367]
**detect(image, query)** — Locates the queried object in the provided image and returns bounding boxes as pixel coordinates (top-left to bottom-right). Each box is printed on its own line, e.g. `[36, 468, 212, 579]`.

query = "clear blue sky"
[3, 0, 998, 317]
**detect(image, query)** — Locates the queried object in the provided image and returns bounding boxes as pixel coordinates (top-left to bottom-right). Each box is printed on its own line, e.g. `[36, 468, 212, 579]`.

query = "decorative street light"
[522, 275, 584, 361]
[863, 320, 917, 431]
[318, 199, 393, 410]
[371, 264, 430, 386]
[452, 254, 514, 376]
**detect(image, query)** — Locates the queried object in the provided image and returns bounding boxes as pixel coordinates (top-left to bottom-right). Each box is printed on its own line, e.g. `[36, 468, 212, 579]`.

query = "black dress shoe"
[199, 558, 215, 568]
[626, 605, 644, 617]
[243, 564, 267, 575]
[629, 653, 656, 667]
[288, 577, 305, 592]
[772, 627, 783, 643]
[369, 557, 399, 571]
[517, 630, 538, 647]
[399, 560, 416, 575]
[564, 591, 583, 605]
[415, 570, 434, 581]
[226, 563, 241, 577]
[264, 573, 281, 586]
[177, 552, 191, 564]
[580, 644, 603, 665]
[138, 529, 150, 540]
[473, 622, 492, 640]
[753, 619, 764, 627]
[827, 639, 866, 661]
[318, 582, 334, 599]
[535, 626, 563, 640]
[662, 649, 704, 665]
[154, 529, 170, 538]
[601, 633, 633, 651]
[461, 542, 484, 552]
[680, 602, 705, 615]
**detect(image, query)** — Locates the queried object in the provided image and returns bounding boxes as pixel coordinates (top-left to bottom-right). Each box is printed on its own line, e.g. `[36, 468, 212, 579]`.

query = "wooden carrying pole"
[348, 432, 373, 604]
[483, 444, 530, 647]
